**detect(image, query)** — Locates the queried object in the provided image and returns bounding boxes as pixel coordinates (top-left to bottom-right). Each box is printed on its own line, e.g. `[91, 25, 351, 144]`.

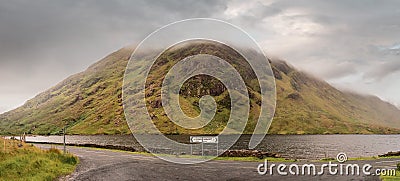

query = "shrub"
[47, 147, 62, 154]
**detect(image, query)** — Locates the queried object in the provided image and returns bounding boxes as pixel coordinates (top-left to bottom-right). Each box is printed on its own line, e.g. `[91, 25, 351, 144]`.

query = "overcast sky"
[1, 0, 400, 113]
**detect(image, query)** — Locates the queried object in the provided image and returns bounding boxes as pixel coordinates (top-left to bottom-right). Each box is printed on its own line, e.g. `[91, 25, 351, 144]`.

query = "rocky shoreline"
[378, 151, 400, 157]
[219, 149, 281, 158]
[28, 141, 282, 158]
[28, 141, 137, 152]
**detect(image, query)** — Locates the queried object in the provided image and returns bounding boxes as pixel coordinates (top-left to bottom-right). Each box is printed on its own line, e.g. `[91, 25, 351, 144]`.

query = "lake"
[20, 134, 400, 160]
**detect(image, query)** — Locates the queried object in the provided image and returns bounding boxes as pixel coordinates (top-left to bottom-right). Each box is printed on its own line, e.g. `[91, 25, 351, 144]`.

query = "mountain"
[1, 41, 400, 135]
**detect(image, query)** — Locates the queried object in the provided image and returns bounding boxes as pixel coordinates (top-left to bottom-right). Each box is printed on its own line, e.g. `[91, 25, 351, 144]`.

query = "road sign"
[190, 136, 203, 143]
[202, 136, 218, 143]
[189, 136, 219, 156]
[189, 136, 218, 143]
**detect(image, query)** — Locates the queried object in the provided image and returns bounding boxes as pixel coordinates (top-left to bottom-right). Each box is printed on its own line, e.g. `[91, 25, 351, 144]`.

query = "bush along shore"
[0, 138, 78, 181]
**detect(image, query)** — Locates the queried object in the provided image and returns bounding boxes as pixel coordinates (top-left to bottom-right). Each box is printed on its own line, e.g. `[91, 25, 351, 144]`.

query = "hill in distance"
[1, 41, 400, 135]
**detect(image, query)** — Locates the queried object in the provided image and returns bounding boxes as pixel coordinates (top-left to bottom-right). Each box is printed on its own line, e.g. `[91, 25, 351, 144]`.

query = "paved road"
[35, 144, 398, 181]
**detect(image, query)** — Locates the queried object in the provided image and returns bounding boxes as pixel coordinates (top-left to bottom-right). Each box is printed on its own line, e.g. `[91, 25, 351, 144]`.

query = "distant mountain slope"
[270, 61, 400, 134]
[1, 43, 399, 135]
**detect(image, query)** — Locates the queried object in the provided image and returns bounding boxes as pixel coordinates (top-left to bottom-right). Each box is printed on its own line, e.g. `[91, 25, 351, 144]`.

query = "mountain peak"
[1, 44, 400, 135]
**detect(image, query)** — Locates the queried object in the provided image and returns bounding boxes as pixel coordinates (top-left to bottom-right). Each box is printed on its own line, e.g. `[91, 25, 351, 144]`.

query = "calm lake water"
[21, 134, 400, 160]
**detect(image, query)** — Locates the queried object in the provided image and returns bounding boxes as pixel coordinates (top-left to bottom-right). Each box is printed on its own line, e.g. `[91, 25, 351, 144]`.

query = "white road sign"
[190, 136, 203, 143]
[202, 136, 218, 143]
[190, 136, 218, 143]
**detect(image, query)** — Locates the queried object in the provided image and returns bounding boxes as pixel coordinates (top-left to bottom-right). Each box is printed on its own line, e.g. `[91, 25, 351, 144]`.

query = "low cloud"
[366, 59, 400, 81]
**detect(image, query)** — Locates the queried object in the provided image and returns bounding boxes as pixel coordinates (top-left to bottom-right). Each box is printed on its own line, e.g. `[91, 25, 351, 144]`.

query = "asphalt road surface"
[34, 144, 398, 181]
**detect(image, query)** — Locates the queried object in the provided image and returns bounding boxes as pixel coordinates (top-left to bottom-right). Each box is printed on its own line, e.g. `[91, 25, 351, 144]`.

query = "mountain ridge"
[1, 44, 400, 135]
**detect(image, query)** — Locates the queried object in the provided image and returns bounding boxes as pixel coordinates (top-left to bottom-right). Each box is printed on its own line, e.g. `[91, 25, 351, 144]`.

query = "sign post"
[190, 136, 218, 156]
[201, 141, 204, 156]
[63, 126, 66, 154]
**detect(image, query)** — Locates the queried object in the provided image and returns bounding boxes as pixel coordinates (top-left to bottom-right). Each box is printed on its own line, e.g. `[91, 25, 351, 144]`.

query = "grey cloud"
[366, 58, 400, 80]
[0, 0, 226, 113]
[1, 0, 400, 113]
[319, 62, 358, 80]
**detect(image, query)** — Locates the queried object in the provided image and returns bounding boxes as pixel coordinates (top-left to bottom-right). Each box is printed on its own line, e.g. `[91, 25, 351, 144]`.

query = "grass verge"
[380, 170, 400, 181]
[0, 138, 78, 181]
[318, 156, 400, 162]
[380, 162, 400, 181]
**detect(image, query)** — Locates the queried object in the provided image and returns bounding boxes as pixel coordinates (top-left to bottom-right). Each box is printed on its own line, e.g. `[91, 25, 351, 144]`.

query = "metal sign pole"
[63, 126, 66, 154]
[216, 141, 218, 156]
[201, 138, 204, 156]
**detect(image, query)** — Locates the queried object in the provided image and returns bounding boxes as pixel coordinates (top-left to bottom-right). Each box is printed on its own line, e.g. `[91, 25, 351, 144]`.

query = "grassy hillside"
[270, 60, 400, 134]
[1, 41, 400, 135]
[0, 48, 131, 135]
[0, 137, 78, 180]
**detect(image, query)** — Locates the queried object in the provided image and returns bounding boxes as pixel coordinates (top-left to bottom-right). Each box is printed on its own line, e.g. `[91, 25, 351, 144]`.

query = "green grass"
[381, 170, 399, 181]
[317, 156, 400, 163]
[381, 163, 400, 180]
[0, 138, 78, 181]
[380, 156, 400, 159]
[213, 156, 295, 162]
[348, 156, 379, 161]
[318, 156, 400, 181]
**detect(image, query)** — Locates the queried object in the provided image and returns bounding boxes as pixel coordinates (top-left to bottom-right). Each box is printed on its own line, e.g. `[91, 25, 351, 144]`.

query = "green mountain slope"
[1, 42, 400, 135]
[270, 61, 400, 134]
